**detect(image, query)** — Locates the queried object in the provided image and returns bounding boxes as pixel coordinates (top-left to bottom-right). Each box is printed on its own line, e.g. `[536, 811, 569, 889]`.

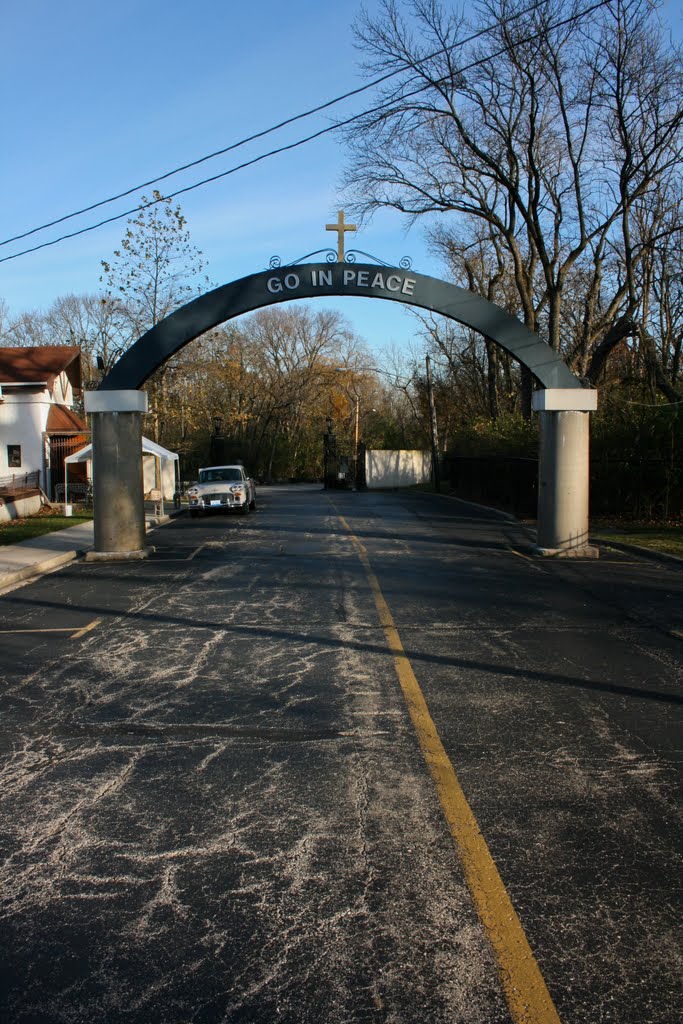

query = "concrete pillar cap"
[85, 390, 148, 413]
[532, 389, 598, 412]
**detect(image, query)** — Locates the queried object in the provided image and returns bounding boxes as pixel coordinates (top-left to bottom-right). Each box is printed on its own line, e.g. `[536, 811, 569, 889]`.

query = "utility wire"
[0, 0, 604, 251]
[0, 0, 554, 250]
[623, 398, 683, 406]
[0, 0, 612, 266]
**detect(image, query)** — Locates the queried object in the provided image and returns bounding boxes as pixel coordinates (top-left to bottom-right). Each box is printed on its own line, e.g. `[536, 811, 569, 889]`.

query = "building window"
[7, 445, 21, 468]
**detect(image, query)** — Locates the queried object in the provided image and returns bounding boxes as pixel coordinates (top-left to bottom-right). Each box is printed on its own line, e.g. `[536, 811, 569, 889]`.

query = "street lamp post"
[333, 368, 363, 488]
[353, 395, 360, 487]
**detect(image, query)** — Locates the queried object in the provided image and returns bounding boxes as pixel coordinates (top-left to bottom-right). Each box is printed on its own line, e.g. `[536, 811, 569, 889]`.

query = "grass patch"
[592, 522, 683, 558]
[0, 508, 93, 546]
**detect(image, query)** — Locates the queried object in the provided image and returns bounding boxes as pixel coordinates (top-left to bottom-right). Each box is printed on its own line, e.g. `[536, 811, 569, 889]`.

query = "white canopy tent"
[64, 436, 180, 516]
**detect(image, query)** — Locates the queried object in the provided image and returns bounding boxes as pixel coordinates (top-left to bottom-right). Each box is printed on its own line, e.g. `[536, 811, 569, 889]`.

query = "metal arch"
[100, 263, 581, 391]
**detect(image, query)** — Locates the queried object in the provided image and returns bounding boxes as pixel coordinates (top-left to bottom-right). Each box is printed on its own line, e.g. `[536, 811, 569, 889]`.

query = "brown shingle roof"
[0, 346, 82, 389]
[46, 405, 89, 434]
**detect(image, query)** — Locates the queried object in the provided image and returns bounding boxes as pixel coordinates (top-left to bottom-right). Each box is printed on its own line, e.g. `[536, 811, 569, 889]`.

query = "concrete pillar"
[532, 389, 599, 558]
[83, 390, 150, 560]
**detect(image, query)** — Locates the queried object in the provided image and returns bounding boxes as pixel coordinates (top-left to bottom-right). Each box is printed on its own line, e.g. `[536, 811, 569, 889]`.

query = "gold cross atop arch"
[326, 210, 357, 262]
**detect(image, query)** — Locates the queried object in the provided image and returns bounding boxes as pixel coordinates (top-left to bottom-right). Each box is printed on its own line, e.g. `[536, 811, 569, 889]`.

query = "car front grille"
[201, 492, 231, 506]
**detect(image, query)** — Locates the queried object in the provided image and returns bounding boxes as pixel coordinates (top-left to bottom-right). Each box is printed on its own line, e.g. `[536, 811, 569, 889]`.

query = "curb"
[0, 548, 85, 591]
[424, 491, 682, 565]
[591, 537, 683, 566]
[423, 490, 520, 523]
[145, 508, 187, 527]
[0, 509, 186, 591]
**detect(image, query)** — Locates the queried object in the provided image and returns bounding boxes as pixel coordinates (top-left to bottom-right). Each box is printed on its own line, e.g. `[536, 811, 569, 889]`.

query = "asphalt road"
[0, 485, 680, 1024]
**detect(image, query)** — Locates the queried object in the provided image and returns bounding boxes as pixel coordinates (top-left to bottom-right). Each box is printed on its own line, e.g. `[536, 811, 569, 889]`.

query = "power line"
[0, 0, 612, 267]
[0, 85, 393, 250]
[0, 0, 553, 250]
[623, 398, 683, 406]
[1, 114, 374, 264]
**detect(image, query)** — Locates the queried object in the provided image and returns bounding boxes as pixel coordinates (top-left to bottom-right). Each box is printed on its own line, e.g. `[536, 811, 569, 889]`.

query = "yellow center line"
[336, 512, 562, 1024]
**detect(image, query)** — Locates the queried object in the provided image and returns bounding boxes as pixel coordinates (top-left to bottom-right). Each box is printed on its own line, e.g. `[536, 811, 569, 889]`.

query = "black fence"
[48, 434, 90, 501]
[441, 456, 538, 516]
[590, 456, 682, 520]
[441, 453, 683, 519]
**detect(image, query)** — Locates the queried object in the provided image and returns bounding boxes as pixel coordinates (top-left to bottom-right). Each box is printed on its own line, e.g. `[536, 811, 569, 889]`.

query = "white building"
[0, 346, 89, 499]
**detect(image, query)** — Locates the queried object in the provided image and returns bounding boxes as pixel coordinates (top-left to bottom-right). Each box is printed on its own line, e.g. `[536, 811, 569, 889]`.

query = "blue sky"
[0, 0, 444, 358]
[2, 1, 680, 361]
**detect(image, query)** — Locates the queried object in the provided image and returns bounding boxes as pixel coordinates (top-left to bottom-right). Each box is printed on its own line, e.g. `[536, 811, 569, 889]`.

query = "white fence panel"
[365, 450, 431, 489]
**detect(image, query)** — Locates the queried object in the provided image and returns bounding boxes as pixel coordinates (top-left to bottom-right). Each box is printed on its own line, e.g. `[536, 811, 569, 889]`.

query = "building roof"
[0, 346, 82, 389]
[46, 404, 89, 434]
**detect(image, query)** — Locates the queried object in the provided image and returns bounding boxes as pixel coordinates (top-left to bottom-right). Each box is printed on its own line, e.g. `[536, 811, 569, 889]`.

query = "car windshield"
[198, 468, 242, 483]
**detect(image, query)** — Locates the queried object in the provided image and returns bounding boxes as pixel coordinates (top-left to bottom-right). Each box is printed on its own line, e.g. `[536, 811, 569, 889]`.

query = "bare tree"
[101, 191, 209, 440]
[158, 306, 371, 479]
[100, 190, 208, 335]
[238, 307, 365, 478]
[0, 308, 49, 347]
[344, 0, 682, 404]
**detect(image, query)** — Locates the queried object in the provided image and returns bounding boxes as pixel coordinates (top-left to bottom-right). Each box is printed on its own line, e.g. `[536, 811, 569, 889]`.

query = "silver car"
[187, 465, 256, 517]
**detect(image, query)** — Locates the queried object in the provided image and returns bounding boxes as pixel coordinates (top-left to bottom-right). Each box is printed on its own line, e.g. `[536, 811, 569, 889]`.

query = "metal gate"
[323, 424, 364, 489]
[46, 433, 90, 501]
